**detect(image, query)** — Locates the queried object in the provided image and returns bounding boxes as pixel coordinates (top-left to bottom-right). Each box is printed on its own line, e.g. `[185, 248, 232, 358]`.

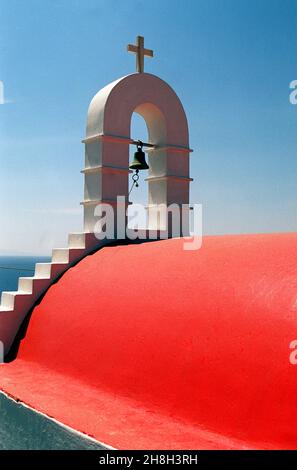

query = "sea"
[0, 256, 51, 296]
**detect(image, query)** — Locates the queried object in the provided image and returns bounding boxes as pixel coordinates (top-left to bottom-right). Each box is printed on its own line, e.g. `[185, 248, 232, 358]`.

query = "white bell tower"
[82, 36, 192, 238]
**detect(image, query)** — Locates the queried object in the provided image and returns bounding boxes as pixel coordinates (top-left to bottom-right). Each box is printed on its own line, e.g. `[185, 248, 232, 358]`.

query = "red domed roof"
[1, 233, 297, 449]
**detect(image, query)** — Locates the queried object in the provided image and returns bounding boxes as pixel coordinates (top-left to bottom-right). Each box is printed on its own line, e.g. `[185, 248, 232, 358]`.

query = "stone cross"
[127, 36, 153, 73]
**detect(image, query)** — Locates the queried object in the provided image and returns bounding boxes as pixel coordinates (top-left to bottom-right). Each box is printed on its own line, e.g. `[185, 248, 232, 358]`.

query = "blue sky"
[0, 0, 297, 254]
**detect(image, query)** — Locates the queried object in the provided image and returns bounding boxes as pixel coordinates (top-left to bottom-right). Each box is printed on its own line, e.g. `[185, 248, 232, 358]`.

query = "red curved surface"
[1, 233, 297, 449]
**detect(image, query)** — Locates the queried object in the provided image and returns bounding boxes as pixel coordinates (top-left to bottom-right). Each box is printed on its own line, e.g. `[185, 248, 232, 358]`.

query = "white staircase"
[0, 232, 105, 358]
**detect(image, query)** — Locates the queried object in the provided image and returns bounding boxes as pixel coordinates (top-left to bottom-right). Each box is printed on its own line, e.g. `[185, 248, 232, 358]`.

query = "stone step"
[51, 248, 70, 264]
[1, 291, 32, 310]
[34, 263, 64, 280]
[68, 248, 86, 264]
[0, 305, 13, 312]
[34, 263, 52, 279]
[68, 233, 86, 249]
[51, 247, 86, 264]
[68, 232, 102, 252]
[18, 277, 50, 296]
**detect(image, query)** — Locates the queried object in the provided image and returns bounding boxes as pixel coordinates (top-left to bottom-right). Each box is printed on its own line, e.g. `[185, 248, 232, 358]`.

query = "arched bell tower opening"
[82, 72, 192, 239]
[128, 112, 149, 230]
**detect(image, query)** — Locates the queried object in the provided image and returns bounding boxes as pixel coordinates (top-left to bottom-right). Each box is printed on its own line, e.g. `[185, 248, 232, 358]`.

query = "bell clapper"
[133, 169, 139, 188]
[129, 169, 140, 195]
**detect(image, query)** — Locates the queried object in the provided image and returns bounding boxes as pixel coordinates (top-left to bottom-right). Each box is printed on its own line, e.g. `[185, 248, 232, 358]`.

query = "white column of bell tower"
[82, 136, 130, 235]
[146, 146, 192, 236]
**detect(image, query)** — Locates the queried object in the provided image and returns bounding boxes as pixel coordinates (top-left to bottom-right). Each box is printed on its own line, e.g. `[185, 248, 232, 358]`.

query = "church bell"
[129, 142, 149, 171]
